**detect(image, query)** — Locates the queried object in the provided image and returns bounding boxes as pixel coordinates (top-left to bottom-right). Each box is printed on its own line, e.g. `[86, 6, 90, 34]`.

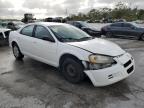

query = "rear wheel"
[60, 58, 85, 83]
[12, 43, 24, 60]
[106, 31, 112, 38]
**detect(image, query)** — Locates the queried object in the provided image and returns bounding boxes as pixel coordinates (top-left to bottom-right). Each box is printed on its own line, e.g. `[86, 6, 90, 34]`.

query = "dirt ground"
[0, 38, 144, 108]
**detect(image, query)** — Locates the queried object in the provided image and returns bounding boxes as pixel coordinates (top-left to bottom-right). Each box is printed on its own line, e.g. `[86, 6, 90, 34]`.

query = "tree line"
[68, 2, 144, 22]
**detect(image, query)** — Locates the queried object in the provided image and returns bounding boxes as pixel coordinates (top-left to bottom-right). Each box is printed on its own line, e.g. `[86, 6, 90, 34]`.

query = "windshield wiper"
[79, 37, 93, 40]
[58, 37, 79, 42]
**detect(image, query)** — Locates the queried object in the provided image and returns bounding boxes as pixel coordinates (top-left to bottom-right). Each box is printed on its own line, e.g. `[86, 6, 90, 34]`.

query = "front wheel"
[61, 58, 85, 83]
[12, 44, 24, 60]
[140, 34, 144, 41]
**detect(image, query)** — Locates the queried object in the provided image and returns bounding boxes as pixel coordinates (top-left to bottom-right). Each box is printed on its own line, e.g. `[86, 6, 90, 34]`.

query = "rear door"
[110, 23, 123, 36]
[19, 25, 35, 56]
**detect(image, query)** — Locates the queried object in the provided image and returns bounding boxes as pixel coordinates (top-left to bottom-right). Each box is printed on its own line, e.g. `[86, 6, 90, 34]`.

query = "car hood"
[67, 38, 125, 56]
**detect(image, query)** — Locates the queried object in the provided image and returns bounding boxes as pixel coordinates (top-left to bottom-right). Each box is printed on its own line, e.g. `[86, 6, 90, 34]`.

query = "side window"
[35, 25, 54, 40]
[111, 23, 122, 27]
[123, 23, 132, 28]
[21, 25, 34, 36]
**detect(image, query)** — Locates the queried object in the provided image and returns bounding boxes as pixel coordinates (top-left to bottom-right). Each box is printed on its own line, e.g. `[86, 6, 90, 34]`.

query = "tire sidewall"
[61, 58, 85, 83]
[141, 34, 144, 41]
[12, 44, 23, 59]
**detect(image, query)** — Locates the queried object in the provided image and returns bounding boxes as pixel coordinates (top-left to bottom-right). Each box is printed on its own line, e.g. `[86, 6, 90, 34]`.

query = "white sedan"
[9, 22, 135, 87]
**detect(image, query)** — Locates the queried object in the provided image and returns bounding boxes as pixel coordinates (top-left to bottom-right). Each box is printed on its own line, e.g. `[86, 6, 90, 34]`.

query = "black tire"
[106, 31, 112, 38]
[60, 58, 85, 83]
[140, 34, 144, 41]
[12, 43, 24, 60]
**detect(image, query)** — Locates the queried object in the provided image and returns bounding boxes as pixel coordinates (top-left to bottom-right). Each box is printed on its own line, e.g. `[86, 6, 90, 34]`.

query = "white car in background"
[9, 22, 135, 87]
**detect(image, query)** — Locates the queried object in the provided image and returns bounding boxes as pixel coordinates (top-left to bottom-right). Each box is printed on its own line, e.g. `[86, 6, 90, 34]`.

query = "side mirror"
[81, 27, 85, 30]
[42, 37, 55, 42]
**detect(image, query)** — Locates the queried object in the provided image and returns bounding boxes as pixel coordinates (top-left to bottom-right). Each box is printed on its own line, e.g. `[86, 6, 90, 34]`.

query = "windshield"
[79, 21, 90, 28]
[49, 25, 92, 42]
[131, 22, 144, 28]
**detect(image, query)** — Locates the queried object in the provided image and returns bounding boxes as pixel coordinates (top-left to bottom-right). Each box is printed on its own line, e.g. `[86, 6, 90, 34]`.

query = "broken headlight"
[88, 54, 116, 70]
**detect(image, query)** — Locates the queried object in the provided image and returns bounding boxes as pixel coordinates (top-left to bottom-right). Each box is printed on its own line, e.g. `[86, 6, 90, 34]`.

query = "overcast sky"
[0, 0, 144, 19]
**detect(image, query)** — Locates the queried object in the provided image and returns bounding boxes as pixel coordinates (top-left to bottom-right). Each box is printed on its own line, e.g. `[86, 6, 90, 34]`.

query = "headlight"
[89, 54, 115, 64]
[88, 54, 116, 70]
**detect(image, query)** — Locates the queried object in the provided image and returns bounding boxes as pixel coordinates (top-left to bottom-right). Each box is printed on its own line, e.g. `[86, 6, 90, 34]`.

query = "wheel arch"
[101, 28, 107, 35]
[59, 53, 84, 68]
[11, 41, 18, 47]
[11, 41, 22, 52]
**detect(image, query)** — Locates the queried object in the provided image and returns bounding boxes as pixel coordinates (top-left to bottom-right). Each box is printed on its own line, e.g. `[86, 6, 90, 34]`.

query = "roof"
[29, 22, 68, 26]
[67, 21, 83, 23]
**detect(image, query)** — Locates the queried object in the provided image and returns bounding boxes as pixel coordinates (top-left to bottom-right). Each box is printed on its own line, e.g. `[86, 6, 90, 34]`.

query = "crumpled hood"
[0, 28, 11, 32]
[67, 38, 125, 56]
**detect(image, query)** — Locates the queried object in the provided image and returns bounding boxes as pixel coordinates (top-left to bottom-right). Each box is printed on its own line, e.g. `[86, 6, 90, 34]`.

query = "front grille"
[124, 60, 132, 68]
[127, 66, 134, 74]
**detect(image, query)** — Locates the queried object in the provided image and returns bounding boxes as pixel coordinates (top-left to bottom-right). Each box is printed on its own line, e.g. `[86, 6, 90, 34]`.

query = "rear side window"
[21, 25, 34, 36]
[123, 23, 132, 28]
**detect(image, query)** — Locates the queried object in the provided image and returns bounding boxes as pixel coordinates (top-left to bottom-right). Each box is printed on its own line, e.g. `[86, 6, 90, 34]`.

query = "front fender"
[57, 43, 92, 66]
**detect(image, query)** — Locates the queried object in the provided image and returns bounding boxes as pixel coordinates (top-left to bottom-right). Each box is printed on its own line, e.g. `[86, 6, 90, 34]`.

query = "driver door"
[32, 25, 58, 66]
[122, 23, 139, 38]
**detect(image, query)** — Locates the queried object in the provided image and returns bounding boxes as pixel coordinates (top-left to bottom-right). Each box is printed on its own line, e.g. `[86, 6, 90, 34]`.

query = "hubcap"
[66, 64, 77, 77]
[13, 46, 19, 57]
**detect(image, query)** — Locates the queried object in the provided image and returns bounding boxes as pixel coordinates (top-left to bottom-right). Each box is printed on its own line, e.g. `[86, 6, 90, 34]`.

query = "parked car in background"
[101, 22, 144, 40]
[67, 21, 101, 37]
[9, 22, 135, 87]
[1, 22, 8, 28]
[7, 21, 25, 30]
[0, 28, 11, 45]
